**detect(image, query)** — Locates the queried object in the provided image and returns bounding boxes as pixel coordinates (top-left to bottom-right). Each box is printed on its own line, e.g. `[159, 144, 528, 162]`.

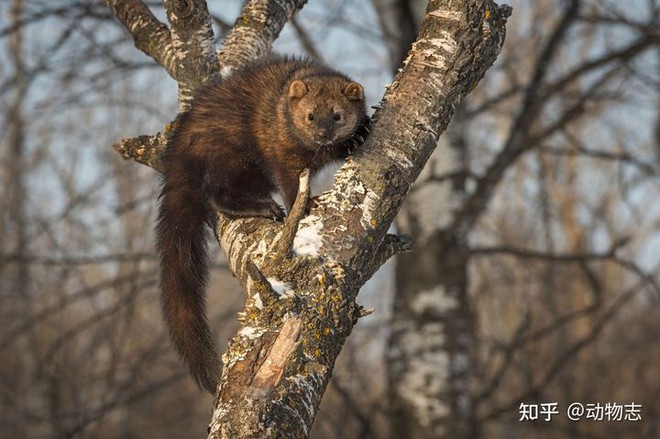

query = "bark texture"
[105, 0, 510, 437]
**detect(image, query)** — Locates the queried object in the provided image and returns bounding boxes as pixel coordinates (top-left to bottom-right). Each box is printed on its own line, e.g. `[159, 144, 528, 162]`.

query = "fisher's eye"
[307, 113, 315, 121]
[333, 113, 342, 121]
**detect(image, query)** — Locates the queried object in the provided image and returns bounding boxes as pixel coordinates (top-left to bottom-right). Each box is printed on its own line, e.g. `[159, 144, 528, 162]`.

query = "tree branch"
[162, 0, 219, 107]
[470, 242, 622, 262]
[112, 131, 168, 172]
[359, 233, 413, 284]
[479, 276, 649, 422]
[445, 0, 581, 239]
[105, 0, 176, 77]
[274, 169, 311, 259]
[290, 16, 323, 61]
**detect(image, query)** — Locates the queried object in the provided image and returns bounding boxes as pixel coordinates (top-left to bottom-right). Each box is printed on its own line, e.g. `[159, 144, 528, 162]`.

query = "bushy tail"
[155, 169, 219, 394]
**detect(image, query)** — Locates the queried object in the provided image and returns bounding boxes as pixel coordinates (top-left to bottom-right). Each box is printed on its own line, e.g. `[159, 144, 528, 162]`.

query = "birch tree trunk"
[105, 0, 510, 437]
[390, 107, 474, 438]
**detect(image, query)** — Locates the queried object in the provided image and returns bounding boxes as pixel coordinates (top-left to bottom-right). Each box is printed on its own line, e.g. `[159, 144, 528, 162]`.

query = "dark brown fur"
[155, 57, 368, 393]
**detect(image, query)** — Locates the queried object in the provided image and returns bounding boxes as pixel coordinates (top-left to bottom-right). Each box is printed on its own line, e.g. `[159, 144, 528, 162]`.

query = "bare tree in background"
[379, 0, 660, 438]
[2, 2, 32, 433]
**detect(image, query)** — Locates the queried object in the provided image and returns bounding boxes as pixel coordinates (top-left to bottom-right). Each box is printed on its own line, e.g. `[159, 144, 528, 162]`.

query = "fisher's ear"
[288, 80, 308, 99]
[343, 82, 365, 102]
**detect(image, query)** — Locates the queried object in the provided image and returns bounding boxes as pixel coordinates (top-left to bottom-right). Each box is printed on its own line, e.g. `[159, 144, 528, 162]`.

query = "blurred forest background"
[1, 0, 658, 438]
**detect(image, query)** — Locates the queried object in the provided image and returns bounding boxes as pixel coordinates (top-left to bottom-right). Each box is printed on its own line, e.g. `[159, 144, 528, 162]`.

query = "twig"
[275, 169, 311, 259]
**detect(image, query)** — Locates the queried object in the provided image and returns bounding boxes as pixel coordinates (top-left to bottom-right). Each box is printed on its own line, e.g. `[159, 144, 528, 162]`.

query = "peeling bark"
[106, 0, 510, 437]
